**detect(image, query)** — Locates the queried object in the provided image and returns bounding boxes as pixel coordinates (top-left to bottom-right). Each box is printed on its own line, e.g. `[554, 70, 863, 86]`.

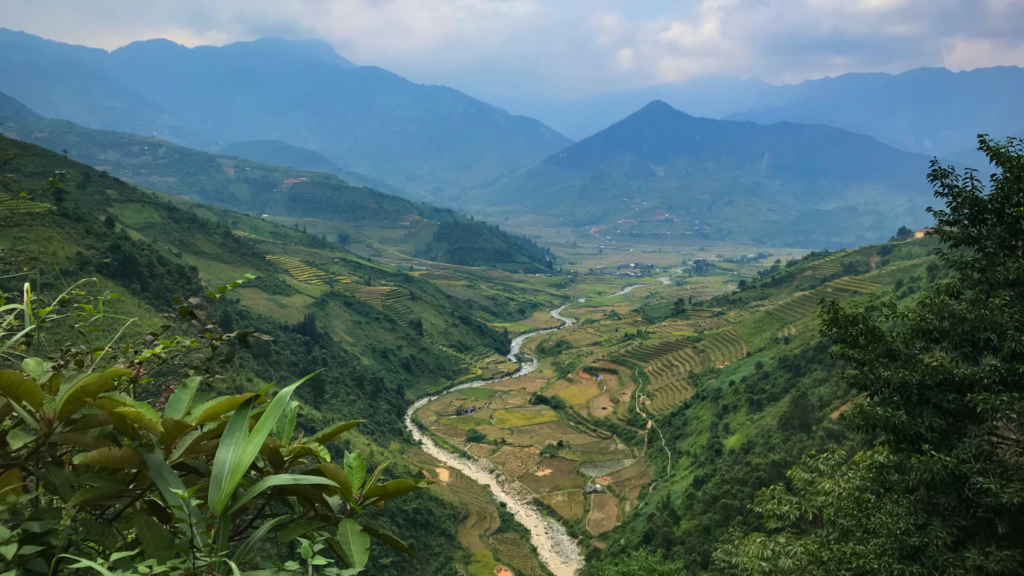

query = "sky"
[2, 0, 1023, 104]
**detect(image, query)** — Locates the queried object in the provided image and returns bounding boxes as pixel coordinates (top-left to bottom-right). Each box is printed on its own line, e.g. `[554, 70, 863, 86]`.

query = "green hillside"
[0, 134, 570, 574]
[0, 102, 555, 273]
[486, 100, 935, 249]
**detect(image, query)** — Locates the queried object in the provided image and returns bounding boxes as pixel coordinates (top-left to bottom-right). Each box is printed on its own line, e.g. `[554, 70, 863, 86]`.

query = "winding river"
[404, 305, 583, 576]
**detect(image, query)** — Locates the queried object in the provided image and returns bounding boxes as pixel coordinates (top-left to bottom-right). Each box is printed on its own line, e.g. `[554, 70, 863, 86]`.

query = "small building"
[914, 228, 934, 239]
[583, 484, 606, 495]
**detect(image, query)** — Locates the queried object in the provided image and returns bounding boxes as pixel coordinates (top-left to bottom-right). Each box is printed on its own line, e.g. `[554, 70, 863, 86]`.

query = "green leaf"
[317, 463, 356, 509]
[213, 374, 315, 515]
[273, 401, 299, 445]
[208, 397, 255, 515]
[143, 452, 188, 514]
[225, 474, 338, 516]
[361, 478, 432, 505]
[309, 420, 363, 445]
[6, 428, 35, 451]
[66, 486, 129, 509]
[57, 554, 116, 576]
[73, 446, 144, 469]
[56, 368, 131, 421]
[360, 523, 413, 557]
[21, 358, 45, 380]
[0, 370, 44, 410]
[50, 432, 116, 452]
[233, 516, 291, 565]
[333, 519, 370, 571]
[344, 451, 365, 493]
[187, 393, 257, 425]
[163, 377, 200, 421]
[134, 513, 175, 563]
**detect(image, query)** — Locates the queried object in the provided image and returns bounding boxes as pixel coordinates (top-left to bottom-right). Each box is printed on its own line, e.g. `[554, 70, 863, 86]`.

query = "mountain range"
[0, 28, 572, 203]
[515, 66, 1024, 157]
[486, 101, 935, 248]
[0, 91, 554, 272]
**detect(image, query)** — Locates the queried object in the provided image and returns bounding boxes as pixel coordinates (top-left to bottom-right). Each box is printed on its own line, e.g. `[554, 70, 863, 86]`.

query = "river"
[404, 305, 583, 576]
[609, 284, 643, 296]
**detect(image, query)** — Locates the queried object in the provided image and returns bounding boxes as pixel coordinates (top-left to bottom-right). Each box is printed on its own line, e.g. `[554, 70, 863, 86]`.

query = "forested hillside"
[0, 134, 570, 575]
[0, 97, 555, 273]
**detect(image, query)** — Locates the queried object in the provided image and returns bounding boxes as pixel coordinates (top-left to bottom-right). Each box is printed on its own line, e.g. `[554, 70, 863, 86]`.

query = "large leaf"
[208, 397, 254, 515]
[134, 513, 175, 563]
[66, 486, 129, 509]
[56, 368, 132, 421]
[73, 446, 144, 469]
[344, 451, 366, 494]
[225, 474, 338, 516]
[309, 420, 364, 445]
[317, 463, 356, 508]
[163, 376, 200, 421]
[272, 400, 299, 445]
[360, 523, 413, 557]
[333, 519, 370, 571]
[159, 418, 195, 454]
[0, 370, 44, 410]
[214, 375, 314, 515]
[361, 478, 432, 505]
[187, 393, 257, 426]
[233, 515, 291, 565]
[143, 452, 188, 513]
[57, 555, 117, 576]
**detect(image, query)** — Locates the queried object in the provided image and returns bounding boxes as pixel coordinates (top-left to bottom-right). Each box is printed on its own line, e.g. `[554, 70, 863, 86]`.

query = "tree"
[465, 428, 487, 444]
[889, 225, 914, 242]
[712, 136, 1024, 576]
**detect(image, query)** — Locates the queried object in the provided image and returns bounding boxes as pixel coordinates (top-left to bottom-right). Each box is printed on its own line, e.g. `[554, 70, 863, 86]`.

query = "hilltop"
[486, 101, 934, 248]
[0, 28, 572, 202]
[0, 93, 554, 272]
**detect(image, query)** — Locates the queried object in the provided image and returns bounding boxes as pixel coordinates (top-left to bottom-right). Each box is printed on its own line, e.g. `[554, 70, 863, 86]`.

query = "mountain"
[486, 101, 935, 248]
[517, 66, 1024, 155]
[0, 92, 554, 272]
[0, 29, 572, 201]
[727, 66, 1024, 156]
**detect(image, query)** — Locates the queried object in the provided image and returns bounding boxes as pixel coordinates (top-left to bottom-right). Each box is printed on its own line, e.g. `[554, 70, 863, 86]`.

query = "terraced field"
[700, 330, 748, 367]
[621, 337, 694, 363]
[232, 229, 281, 243]
[767, 277, 882, 322]
[265, 254, 333, 285]
[644, 347, 706, 414]
[353, 286, 405, 307]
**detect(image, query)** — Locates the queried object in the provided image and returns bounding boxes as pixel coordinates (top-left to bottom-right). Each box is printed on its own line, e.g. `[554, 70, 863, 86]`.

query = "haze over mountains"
[517, 67, 1024, 156]
[487, 101, 935, 248]
[0, 28, 571, 203]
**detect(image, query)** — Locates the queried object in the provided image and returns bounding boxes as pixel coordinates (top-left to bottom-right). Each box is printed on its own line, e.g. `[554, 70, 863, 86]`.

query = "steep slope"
[488, 101, 934, 248]
[728, 66, 1024, 156]
[0, 95, 554, 272]
[0, 29, 572, 201]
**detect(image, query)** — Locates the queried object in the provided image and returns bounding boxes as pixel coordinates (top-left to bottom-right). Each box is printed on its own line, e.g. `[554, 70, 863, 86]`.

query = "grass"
[460, 387, 500, 401]
[558, 384, 601, 405]
[493, 408, 559, 428]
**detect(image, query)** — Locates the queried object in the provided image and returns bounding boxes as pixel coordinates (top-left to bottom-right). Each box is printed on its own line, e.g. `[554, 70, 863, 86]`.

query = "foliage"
[0, 277, 430, 575]
[465, 428, 487, 444]
[712, 136, 1024, 575]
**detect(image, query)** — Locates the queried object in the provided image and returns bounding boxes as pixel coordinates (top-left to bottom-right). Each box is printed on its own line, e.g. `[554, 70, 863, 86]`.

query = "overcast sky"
[2, 0, 1023, 103]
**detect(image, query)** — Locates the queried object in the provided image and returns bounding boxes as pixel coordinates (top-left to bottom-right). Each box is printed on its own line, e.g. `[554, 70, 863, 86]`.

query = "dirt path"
[632, 366, 671, 475]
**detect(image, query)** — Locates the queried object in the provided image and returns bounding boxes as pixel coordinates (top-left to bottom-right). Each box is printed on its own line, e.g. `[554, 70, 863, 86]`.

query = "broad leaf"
[309, 420, 363, 445]
[361, 478, 432, 505]
[159, 418, 195, 454]
[134, 513, 175, 563]
[188, 393, 257, 426]
[163, 376, 200, 421]
[143, 452, 188, 514]
[344, 451, 366, 493]
[50, 432, 116, 452]
[66, 486, 129, 509]
[56, 368, 131, 421]
[73, 446, 144, 469]
[360, 523, 413, 557]
[317, 463, 356, 508]
[0, 370, 44, 410]
[333, 519, 370, 571]
[208, 396, 254, 515]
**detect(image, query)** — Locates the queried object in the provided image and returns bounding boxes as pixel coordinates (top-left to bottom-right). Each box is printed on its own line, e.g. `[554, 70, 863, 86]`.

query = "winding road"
[404, 305, 583, 576]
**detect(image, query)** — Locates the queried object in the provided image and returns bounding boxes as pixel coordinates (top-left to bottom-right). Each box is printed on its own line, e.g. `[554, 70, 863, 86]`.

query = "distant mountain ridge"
[487, 100, 935, 248]
[517, 66, 1024, 156]
[0, 28, 571, 202]
[0, 91, 554, 272]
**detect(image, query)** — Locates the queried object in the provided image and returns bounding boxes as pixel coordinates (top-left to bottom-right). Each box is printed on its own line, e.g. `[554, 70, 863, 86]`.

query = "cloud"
[0, 0, 1021, 100]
